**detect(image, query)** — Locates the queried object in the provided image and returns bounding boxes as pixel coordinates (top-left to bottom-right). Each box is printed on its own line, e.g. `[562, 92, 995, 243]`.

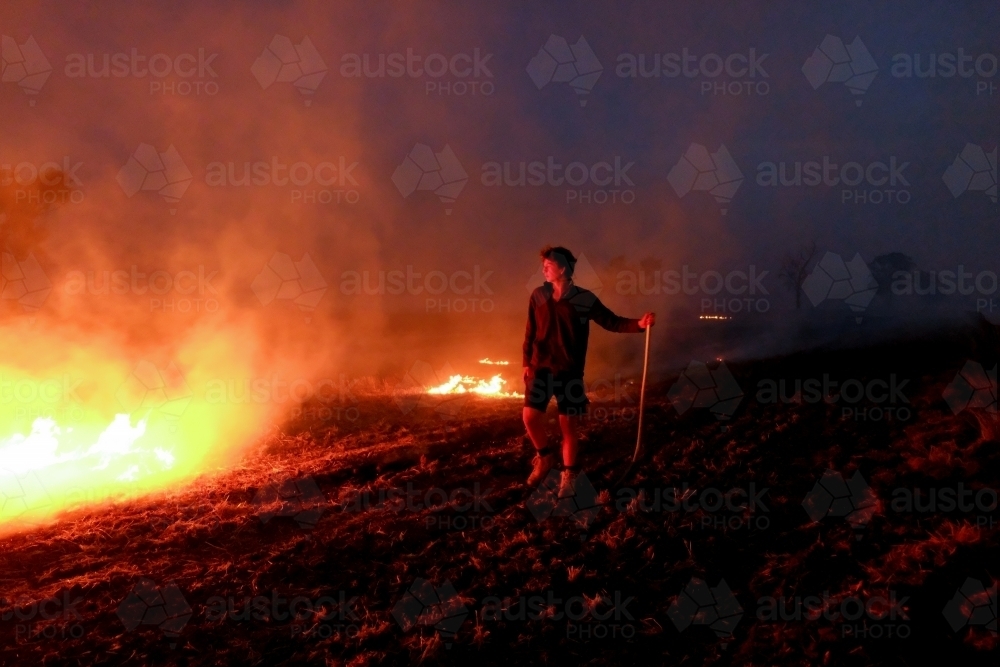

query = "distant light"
[698, 315, 731, 321]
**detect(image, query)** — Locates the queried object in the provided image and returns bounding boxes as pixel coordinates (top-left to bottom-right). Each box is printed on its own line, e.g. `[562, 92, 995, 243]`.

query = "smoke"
[0, 0, 995, 416]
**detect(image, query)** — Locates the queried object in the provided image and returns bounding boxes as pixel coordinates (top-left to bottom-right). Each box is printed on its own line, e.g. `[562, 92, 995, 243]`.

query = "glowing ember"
[478, 358, 510, 365]
[426, 374, 517, 397]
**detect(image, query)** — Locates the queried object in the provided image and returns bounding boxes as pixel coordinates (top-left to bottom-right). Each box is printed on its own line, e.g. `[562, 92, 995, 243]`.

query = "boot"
[558, 466, 580, 498]
[527, 447, 556, 486]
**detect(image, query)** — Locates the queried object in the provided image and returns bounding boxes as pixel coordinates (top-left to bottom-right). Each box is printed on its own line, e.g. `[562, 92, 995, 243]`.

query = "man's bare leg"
[523, 407, 556, 485]
[557, 413, 580, 467]
[522, 406, 549, 452]
[557, 413, 581, 497]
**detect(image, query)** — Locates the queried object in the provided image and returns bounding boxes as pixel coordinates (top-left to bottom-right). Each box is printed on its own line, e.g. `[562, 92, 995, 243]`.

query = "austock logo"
[757, 591, 911, 639]
[615, 47, 770, 97]
[251, 252, 328, 322]
[615, 263, 770, 317]
[204, 156, 360, 205]
[890, 483, 997, 530]
[115, 360, 193, 426]
[63, 47, 219, 97]
[756, 373, 912, 423]
[667, 143, 743, 215]
[801, 252, 878, 323]
[340, 264, 495, 316]
[481, 589, 636, 640]
[667, 577, 743, 647]
[943, 578, 997, 636]
[204, 589, 360, 639]
[62, 264, 220, 315]
[392, 578, 469, 648]
[392, 143, 468, 214]
[891, 48, 999, 97]
[943, 360, 997, 420]
[117, 578, 193, 648]
[480, 155, 636, 205]
[1, 589, 84, 643]
[0, 468, 50, 526]
[252, 35, 327, 105]
[802, 35, 878, 107]
[942, 143, 997, 204]
[1, 252, 52, 312]
[252, 475, 327, 529]
[755, 155, 911, 205]
[1, 156, 86, 205]
[1, 35, 52, 103]
[116, 144, 193, 213]
[526, 34, 603, 106]
[667, 360, 744, 422]
[616, 482, 771, 532]
[526, 469, 601, 530]
[802, 469, 877, 539]
[338, 47, 494, 97]
[339, 481, 495, 531]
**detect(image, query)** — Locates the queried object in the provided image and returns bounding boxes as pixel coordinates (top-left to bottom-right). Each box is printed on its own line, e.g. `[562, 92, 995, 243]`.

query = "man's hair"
[540, 245, 577, 278]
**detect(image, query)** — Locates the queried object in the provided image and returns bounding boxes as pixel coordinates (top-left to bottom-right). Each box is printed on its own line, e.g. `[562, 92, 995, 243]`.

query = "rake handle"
[631, 324, 652, 463]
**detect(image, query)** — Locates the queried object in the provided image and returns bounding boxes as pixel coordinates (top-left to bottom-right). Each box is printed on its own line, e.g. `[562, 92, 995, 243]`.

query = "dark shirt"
[522, 282, 642, 375]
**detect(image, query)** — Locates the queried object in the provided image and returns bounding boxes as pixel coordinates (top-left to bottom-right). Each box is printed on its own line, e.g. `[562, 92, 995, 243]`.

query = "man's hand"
[523, 366, 530, 383]
[638, 312, 656, 329]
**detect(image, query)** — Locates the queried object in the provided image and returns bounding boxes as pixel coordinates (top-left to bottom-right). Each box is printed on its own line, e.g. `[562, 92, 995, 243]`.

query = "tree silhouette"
[778, 242, 816, 310]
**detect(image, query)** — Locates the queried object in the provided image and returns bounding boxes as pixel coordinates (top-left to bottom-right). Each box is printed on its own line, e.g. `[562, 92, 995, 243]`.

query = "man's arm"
[522, 298, 537, 373]
[590, 297, 649, 333]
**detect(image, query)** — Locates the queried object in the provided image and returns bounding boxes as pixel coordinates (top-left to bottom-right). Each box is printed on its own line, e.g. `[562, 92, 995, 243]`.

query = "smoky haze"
[0, 0, 996, 405]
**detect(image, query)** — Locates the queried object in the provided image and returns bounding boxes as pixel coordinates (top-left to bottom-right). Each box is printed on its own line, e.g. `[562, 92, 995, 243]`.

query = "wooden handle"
[632, 324, 652, 463]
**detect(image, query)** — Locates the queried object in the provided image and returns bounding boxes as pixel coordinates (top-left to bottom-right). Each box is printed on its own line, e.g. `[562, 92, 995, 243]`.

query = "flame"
[426, 374, 517, 397]
[0, 323, 279, 534]
[422, 359, 518, 397]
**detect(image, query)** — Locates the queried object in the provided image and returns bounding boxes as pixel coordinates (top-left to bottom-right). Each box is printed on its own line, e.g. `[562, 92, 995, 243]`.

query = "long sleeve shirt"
[522, 282, 643, 375]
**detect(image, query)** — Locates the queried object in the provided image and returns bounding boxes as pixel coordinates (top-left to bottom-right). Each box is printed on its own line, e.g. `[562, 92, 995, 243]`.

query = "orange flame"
[426, 373, 516, 397]
[0, 323, 279, 534]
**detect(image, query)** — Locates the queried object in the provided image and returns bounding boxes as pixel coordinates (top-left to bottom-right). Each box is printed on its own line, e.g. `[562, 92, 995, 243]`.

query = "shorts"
[524, 368, 589, 415]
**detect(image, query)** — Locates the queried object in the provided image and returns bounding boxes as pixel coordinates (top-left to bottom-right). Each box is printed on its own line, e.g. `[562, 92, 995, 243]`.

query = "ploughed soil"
[1, 322, 997, 666]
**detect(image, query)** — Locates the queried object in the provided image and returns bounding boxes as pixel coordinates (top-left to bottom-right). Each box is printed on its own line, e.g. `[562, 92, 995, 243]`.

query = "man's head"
[540, 245, 576, 283]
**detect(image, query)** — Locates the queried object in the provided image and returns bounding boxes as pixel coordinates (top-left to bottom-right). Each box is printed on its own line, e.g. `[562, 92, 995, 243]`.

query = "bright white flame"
[426, 374, 517, 397]
[0, 414, 180, 527]
[478, 358, 510, 366]
[89, 415, 148, 469]
[0, 414, 166, 476]
[0, 418, 62, 475]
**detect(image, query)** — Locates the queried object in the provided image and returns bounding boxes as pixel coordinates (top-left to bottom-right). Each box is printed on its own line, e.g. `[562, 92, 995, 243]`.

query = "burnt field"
[1, 324, 997, 666]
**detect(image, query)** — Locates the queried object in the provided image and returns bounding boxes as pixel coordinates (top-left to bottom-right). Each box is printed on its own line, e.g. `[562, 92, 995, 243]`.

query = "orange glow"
[0, 323, 279, 534]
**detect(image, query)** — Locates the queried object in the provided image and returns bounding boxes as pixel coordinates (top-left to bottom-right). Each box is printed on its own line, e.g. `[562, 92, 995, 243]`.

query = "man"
[522, 246, 654, 498]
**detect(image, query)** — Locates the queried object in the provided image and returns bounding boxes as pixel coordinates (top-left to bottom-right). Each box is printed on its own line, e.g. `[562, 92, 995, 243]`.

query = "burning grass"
[0, 326, 997, 665]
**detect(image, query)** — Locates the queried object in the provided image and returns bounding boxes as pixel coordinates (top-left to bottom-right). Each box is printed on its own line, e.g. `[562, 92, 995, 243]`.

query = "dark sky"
[0, 0, 996, 374]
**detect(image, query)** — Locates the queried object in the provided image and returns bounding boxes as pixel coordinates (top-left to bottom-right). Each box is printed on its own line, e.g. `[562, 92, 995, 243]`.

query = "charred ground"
[1, 322, 997, 666]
